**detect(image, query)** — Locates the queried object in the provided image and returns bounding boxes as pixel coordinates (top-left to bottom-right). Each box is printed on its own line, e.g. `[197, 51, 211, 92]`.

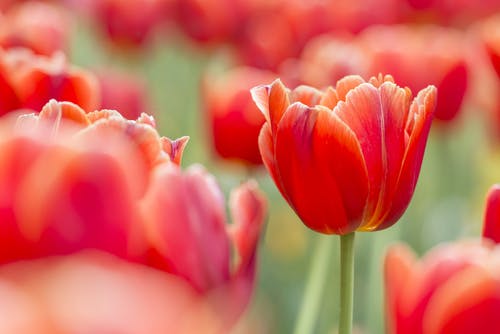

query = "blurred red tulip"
[483, 184, 500, 244]
[0, 48, 99, 114]
[174, 0, 245, 44]
[385, 241, 500, 334]
[252, 74, 436, 234]
[84, 0, 171, 49]
[360, 26, 468, 121]
[203, 67, 276, 166]
[0, 100, 185, 263]
[361, 25, 468, 123]
[96, 69, 150, 119]
[0, 1, 71, 56]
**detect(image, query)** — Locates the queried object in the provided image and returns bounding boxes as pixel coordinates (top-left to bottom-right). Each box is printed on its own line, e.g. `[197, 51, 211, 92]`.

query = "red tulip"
[174, 0, 245, 44]
[82, 0, 171, 49]
[385, 240, 500, 334]
[202, 66, 276, 166]
[0, 48, 99, 114]
[252, 74, 436, 234]
[0, 1, 71, 56]
[361, 25, 468, 123]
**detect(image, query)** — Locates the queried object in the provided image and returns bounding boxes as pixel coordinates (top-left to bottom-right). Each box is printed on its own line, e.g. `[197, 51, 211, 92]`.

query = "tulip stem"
[339, 232, 355, 334]
[293, 234, 333, 334]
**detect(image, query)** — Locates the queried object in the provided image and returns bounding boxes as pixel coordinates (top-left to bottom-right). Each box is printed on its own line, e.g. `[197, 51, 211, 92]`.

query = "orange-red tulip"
[385, 241, 500, 334]
[361, 25, 468, 123]
[252, 74, 436, 234]
[0, 48, 99, 114]
[203, 66, 276, 166]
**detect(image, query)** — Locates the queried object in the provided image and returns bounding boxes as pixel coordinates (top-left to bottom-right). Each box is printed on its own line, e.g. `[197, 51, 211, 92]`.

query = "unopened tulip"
[252, 74, 436, 234]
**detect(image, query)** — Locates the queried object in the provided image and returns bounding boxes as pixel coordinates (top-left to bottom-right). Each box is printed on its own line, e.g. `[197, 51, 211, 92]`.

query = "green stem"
[293, 234, 333, 334]
[339, 232, 355, 334]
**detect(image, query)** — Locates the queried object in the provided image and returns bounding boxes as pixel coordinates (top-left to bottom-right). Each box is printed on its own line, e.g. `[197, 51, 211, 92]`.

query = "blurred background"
[2, 0, 500, 332]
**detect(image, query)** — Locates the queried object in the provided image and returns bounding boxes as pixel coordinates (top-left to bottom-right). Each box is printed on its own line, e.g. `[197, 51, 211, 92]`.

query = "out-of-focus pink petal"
[141, 164, 231, 292]
[0, 251, 222, 334]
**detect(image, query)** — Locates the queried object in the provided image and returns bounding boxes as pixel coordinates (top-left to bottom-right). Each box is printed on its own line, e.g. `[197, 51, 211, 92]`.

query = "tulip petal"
[380, 85, 436, 229]
[251, 79, 289, 132]
[274, 103, 368, 234]
[335, 75, 365, 101]
[161, 136, 189, 165]
[228, 180, 267, 277]
[290, 85, 323, 106]
[483, 184, 500, 244]
[424, 266, 500, 334]
[225, 180, 267, 322]
[384, 244, 417, 334]
[141, 164, 231, 292]
[434, 62, 467, 121]
[258, 122, 287, 198]
[334, 82, 409, 230]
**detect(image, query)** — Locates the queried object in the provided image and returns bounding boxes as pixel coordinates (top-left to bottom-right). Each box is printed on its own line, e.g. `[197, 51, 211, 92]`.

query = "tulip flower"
[253, 74, 435, 334]
[0, 47, 99, 114]
[360, 25, 467, 123]
[252, 74, 436, 235]
[202, 66, 277, 166]
[0, 1, 71, 56]
[0, 99, 266, 330]
[385, 240, 500, 334]
[0, 100, 185, 263]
